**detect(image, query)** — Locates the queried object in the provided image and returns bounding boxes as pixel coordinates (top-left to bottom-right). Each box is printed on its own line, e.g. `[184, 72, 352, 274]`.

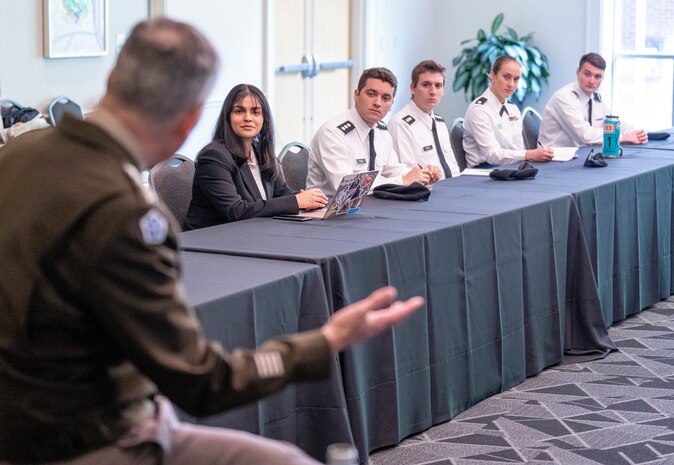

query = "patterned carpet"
[368, 298, 674, 465]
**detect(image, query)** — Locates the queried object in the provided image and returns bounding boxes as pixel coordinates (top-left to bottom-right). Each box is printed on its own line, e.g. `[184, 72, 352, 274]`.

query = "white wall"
[0, 0, 266, 159]
[0, 0, 146, 111]
[0, 1, 600, 155]
[368, 0, 599, 122]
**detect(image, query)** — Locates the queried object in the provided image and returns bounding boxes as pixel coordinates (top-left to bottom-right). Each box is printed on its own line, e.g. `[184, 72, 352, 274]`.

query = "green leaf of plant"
[477, 28, 486, 41]
[453, 70, 471, 92]
[491, 13, 504, 34]
[506, 27, 519, 41]
[452, 55, 463, 67]
[520, 32, 534, 43]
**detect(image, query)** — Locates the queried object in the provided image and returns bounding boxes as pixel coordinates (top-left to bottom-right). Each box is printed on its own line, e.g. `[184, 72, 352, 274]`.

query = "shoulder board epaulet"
[433, 114, 445, 122]
[593, 92, 602, 102]
[402, 115, 415, 125]
[337, 121, 355, 134]
[376, 121, 388, 130]
[570, 90, 579, 99]
[475, 97, 487, 105]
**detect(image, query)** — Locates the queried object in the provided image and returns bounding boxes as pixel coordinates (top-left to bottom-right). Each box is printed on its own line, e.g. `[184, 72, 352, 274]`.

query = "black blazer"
[184, 141, 298, 229]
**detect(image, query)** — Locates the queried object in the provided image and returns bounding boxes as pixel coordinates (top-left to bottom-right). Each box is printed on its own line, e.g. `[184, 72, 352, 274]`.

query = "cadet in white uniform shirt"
[539, 52, 648, 147]
[389, 60, 458, 179]
[307, 67, 437, 197]
[463, 55, 554, 167]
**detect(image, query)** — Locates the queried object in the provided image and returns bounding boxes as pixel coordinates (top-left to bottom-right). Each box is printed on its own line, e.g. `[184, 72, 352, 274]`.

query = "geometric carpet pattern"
[369, 297, 674, 464]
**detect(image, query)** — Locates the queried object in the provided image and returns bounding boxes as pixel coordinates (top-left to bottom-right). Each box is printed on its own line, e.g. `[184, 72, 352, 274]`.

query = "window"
[603, 0, 674, 130]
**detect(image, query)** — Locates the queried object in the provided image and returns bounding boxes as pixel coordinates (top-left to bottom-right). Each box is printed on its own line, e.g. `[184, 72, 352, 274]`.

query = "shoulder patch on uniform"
[475, 97, 487, 105]
[254, 351, 284, 379]
[570, 90, 579, 99]
[402, 115, 415, 125]
[337, 121, 355, 134]
[139, 208, 168, 245]
[376, 121, 388, 130]
[593, 92, 602, 102]
[433, 114, 445, 122]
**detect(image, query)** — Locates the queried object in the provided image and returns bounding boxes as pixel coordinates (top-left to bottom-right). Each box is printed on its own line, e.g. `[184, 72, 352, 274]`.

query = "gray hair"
[107, 18, 219, 125]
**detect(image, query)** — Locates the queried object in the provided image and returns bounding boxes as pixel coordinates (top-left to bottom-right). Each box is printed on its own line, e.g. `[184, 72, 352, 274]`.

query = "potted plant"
[452, 13, 550, 105]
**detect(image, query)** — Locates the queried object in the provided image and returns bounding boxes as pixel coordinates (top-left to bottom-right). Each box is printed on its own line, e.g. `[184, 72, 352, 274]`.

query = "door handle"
[276, 54, 353, 78]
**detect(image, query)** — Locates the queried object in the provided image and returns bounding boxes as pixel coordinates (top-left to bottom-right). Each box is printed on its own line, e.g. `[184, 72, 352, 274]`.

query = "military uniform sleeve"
[84, 196, 330, 416]
[549, 92, 603, 145]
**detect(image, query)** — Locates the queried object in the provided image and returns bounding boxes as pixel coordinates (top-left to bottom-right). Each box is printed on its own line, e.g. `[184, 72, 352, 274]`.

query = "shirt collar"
[408, 100, 434, 128]
[349, 107, 373, 143]
[486, 88, 506, 113]
[572, 81, 592, 106]
[86, 108, 147, 170]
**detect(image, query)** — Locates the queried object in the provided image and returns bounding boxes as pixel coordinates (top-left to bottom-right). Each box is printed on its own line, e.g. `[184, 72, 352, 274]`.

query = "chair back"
[278, 141, 309, 191]
[148, 154, 195, 229]
[521, 106, 543, 150]
[48, 96, 84, 126]
[449, 118, 467, 172]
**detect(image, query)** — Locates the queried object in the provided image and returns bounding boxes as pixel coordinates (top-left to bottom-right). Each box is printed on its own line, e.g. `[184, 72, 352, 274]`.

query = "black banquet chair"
[449, 117, 467, 172]
[148, 154, 195, 229]
[277, 141, 309, 191]
[521, 106, 543, 150]
[48, 96, 84, 126]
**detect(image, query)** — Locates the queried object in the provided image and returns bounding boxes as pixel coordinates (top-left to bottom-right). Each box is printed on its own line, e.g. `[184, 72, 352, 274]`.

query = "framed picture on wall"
[43, 0, 108, 58]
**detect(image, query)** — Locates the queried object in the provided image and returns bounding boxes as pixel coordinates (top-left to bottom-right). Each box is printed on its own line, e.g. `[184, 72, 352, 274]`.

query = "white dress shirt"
[538, 81, 610, 147]
[463, 88, 526, 167]
[389, 100, 460, 179]
[247, 151, 267, 200]
[307, 107, 408, 196]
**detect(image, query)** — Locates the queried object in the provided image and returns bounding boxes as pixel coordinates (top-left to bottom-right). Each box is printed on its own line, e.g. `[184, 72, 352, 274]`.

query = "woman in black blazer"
[185, 84, 327, 229]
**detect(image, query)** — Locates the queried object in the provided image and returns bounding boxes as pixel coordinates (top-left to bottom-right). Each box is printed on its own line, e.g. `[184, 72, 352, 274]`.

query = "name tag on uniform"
[356, 158, 367, 164]
[423, 145, 433, 152]
[509, 116, 519, 121]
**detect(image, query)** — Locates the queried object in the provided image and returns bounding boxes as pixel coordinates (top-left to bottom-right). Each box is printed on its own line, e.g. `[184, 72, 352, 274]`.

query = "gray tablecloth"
[481, 147, 674, 325]
[180, 252, 352, 459]
[180, 184, 615, 460]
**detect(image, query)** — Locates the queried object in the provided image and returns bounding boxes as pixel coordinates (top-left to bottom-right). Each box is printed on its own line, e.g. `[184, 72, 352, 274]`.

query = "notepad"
[551, 147, 579, 162]
[460, 168, 493, 176]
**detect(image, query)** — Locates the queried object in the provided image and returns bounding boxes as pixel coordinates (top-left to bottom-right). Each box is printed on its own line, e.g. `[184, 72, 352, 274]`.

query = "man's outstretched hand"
[321, 287, 424, 352]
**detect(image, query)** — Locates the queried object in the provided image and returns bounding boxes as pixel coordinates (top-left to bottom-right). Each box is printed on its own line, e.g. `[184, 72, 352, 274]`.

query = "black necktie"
[431, 118, 452, 178]
[368, 129, 376, 171]
[499, 105, 508, 117]
[588, 98, 593, 126]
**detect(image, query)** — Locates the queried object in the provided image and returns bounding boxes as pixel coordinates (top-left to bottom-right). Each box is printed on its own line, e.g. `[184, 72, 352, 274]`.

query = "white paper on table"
[550, 147, 578, 161]
[460, 168, 493, 176]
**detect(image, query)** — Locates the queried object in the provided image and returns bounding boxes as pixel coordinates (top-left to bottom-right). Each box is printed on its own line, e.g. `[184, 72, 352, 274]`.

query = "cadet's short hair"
[490, 55, 521, 75]
[357, 67, 398, 98]
[579, 53, 606, 71]
[107, 18, 219, 126]
[411, 60, 446, 87]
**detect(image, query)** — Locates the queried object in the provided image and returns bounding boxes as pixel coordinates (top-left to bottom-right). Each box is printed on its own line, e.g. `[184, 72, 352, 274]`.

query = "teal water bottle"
[602, 115, 622, 157]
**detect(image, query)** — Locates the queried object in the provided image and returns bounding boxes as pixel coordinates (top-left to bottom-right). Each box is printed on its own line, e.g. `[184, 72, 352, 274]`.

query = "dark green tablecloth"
[179, 184, 614, 460]
[180, 252, 351, 459]
[487, 147, 674, 325]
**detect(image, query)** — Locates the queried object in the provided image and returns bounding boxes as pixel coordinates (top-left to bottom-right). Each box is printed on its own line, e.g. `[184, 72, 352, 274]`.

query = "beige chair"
[521, 107, 543, 150]
[277, 141, 309, 191]
[449, 118, 467, 172]
[148, 154, 195, 229]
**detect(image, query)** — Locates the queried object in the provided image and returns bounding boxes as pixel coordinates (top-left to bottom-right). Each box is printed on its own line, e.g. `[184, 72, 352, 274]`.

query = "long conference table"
[179, 138, 674, 461]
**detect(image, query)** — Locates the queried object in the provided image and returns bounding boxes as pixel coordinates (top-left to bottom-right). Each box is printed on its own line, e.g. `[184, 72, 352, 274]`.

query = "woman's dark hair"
[213, 84, 279, 179]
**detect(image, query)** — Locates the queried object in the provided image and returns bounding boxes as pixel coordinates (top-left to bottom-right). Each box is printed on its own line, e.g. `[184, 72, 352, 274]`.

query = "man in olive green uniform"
[0, 19, 421, 465]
